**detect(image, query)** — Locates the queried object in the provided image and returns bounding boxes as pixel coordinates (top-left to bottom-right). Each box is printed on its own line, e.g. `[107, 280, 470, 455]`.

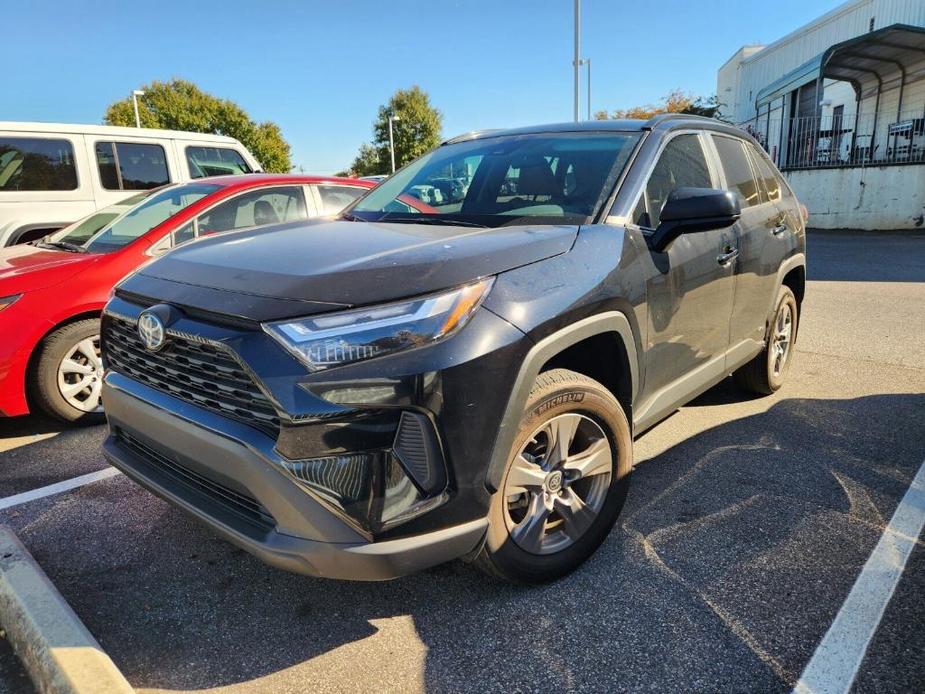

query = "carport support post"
[573, 0, 581, 122]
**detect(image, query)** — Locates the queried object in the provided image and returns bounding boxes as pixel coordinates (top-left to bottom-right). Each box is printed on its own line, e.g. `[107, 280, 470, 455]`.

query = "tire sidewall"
[485, 374, 632, 582]
[32, 319, 104, 424]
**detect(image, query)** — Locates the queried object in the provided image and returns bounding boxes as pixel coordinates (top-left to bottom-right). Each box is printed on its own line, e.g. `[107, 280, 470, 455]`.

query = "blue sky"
[2, 0, 838, 173]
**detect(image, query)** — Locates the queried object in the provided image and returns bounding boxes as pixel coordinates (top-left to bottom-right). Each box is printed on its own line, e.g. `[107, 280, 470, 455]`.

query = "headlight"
[0, 294, 22, 312]
[264, 278, 494, 372]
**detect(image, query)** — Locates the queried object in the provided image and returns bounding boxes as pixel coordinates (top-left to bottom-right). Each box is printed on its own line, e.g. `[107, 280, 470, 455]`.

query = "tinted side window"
[96, 142, 170, 190]
[186, 146, 252, 178]
[749, 146, 782, 203]
[713, 136, 760, 209]
[634, 134, 711, 228]
[197, 186, 306, 235]
[0, 137, 78, 191]
[315, 185, 367, 215]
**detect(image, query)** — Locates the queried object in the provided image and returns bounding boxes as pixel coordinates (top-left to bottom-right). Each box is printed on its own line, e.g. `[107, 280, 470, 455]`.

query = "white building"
[718, 0, 925, 229]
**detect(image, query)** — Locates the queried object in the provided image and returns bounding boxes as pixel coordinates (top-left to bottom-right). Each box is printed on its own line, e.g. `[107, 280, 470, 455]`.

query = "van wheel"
[733, 286, 799, 395]
[30, 319, 105, 424]
[475, 369, 632, 584]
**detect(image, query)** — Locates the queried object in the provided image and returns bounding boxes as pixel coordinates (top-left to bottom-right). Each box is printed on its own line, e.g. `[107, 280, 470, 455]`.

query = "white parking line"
[793, 456, 925, 694]
[0, 468, 122, 512]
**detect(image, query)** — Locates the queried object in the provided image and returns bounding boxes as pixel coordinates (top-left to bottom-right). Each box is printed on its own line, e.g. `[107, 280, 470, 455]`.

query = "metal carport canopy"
[755, 24, 925, 108]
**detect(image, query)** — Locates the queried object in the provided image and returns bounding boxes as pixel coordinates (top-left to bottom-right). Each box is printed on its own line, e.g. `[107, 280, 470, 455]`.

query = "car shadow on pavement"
[7, 390, 925, 693]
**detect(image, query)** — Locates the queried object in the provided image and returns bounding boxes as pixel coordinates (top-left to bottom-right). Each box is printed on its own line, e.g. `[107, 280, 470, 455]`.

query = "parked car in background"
[0, 121, 262, 247]
[358, 174, 388, 184]
[100, 115, 806, 584]
[0, 174, 374, 423]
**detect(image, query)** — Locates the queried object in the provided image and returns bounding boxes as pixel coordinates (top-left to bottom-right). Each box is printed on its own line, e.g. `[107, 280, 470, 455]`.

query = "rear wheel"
[733, 285, 798, 395]
[475, 369, 632, 583]
[30, 318, 105, 424]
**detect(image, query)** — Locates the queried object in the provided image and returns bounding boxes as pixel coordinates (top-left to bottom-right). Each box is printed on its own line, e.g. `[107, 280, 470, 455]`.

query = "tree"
[348, 86, 442, 176]
[594, 89, 724, 122]
[104, 79, 292, 172]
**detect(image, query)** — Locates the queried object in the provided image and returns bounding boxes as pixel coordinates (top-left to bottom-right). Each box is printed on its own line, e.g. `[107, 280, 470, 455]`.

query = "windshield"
[350, 131, 640, 228]
[82, 183, 220, 253]
[50, 192, 151, 247]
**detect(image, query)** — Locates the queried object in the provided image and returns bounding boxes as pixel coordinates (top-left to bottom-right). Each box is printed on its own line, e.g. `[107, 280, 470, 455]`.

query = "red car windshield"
[57, 183, 220, 254]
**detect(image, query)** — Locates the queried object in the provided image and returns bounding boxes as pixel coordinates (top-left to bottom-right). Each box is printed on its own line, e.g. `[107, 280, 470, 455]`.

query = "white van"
[0, 122, 262, 246]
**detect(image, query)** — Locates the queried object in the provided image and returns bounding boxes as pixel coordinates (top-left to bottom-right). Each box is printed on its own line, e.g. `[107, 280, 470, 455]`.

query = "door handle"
[717, 247, 739, 265]
[772, 222, 788, 236]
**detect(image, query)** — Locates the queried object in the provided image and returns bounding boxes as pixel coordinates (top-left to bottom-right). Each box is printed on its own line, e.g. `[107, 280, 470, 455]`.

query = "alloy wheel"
[56, 335, 103, 413]
[503, 413, 613, 555]
[771, 302, 793, 377]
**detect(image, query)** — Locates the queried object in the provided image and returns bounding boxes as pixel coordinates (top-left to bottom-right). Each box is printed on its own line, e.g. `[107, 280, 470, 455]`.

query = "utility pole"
[573, 0, 581, 122]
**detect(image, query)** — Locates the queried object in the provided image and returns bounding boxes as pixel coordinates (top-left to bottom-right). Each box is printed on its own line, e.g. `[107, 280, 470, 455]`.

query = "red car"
[0, 174, 377, 423]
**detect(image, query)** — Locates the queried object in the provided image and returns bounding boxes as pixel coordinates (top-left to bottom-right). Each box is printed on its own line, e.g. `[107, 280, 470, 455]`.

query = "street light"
[132, 90, 145, 128]
[388, 115, 401, 173]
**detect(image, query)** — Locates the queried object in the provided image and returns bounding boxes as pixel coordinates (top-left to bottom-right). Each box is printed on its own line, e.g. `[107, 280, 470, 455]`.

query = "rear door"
[707, 134, 779, 355]
[630, 132, 737, 425]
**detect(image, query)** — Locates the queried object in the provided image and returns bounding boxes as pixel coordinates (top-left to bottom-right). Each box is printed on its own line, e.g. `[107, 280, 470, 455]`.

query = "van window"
[186, 146, 252, 178]
[0, 137, 78, 191]
[633, 134, 712, 229]
[96, 142, 170, 190]
[712, 136, 760, 208]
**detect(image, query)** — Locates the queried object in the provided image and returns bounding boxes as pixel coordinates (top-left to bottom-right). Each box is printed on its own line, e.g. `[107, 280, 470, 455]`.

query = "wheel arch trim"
[484, 311, 638, 492]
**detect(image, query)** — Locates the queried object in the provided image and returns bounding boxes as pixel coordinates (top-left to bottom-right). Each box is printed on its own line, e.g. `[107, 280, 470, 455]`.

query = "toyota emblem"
[138, 311, 167, 351]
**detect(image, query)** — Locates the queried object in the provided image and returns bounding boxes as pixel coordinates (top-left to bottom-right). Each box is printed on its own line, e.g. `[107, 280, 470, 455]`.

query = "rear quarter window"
[186, 146, 252, 178]
[0, 137, 78, 191]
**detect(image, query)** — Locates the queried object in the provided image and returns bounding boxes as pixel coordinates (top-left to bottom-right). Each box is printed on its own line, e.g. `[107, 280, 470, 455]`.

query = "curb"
[0, 526, 133, 694]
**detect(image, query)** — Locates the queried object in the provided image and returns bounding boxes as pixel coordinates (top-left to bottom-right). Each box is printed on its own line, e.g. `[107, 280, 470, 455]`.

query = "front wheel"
[475, 369, 632, 584]
[30, 318, 105, 425]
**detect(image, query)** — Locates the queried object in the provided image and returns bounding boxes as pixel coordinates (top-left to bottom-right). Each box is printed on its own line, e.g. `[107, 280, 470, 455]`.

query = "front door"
[629, 132, 737, 428]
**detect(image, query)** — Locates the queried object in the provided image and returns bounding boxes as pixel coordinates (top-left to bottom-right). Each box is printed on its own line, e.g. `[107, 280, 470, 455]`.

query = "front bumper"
[102, 374, 487, 580]
[100, 288, 530, 579]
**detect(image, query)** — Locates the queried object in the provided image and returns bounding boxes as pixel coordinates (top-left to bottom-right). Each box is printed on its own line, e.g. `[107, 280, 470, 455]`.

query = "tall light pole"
[388, 115, 401, 173]
[132, 90, 145, 128]
[573, 0, 581, 122]
[579, 58, 592, 120]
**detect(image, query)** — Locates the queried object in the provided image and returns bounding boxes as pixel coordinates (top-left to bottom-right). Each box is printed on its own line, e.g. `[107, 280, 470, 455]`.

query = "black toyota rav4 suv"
[101, 114, 806, 583]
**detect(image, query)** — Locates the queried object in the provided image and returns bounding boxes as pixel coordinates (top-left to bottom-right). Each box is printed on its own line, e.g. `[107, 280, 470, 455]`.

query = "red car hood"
[0, 245, 101, 294]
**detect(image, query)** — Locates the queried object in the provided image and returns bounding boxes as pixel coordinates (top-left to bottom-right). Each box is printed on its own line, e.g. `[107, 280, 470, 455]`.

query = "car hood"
[0, 244, 101, 294]
[135, 219, 578, 316]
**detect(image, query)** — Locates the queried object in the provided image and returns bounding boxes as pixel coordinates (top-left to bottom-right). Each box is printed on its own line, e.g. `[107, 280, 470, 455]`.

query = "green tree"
[104, 79, 292, 172]
[594, 89, 724, 121]
[348, 86, 442, 176]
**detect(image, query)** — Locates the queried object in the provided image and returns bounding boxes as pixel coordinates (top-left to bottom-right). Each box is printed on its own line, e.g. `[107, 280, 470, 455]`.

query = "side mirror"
[648, 187, 741, 252]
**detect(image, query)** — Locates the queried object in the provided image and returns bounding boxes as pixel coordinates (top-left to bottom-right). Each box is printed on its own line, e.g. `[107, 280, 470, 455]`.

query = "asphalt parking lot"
[0, 231, 923, 694]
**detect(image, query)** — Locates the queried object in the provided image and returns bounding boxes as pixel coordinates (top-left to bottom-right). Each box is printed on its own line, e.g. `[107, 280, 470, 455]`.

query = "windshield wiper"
[37, 240, 88, 253]
[379, 214, 489, 229]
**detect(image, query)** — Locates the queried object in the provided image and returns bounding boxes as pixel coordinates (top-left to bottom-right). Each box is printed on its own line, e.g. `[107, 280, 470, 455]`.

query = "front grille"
[104, 315, 280, 437]
[116, 429, 275, 532]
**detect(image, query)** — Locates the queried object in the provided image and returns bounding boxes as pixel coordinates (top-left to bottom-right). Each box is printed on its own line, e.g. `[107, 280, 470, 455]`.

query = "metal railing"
[740, 108, 925, 170]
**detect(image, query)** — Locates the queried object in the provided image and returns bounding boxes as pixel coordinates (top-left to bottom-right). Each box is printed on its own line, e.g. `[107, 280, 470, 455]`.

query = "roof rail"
[642, 113, 716, 129]
[441, 129, 502, 146]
